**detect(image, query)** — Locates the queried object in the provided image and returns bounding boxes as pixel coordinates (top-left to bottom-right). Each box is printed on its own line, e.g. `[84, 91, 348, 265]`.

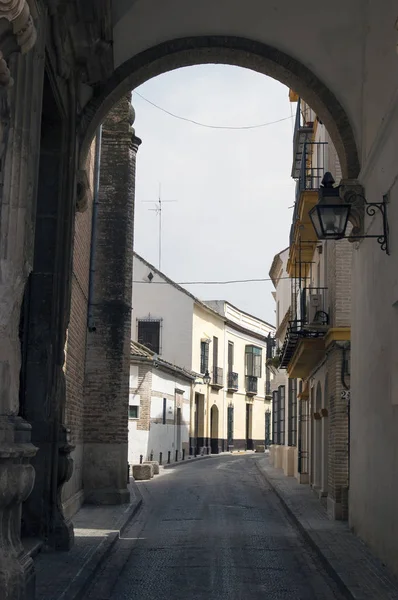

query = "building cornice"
[225, 319, 270, 343]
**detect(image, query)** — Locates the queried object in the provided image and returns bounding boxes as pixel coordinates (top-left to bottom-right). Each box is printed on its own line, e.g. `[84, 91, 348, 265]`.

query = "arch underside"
[80, 36, 360, 180]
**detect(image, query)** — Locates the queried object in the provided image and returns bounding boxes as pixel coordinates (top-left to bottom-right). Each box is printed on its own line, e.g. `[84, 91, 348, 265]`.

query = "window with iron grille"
[279, 385, 285, 446]
[200, 341, 209, 374]
[128, 405, 139, 419]
[265, 411, 271, 447]
[137, 319, 161, 353]
[288, 379, 298, 446]
[272, 390, 279, 445]
[162, 398, 167, 425]
[213, 336, 218, 368]
[245, 345, 262, 378]
[228, 341, 234, 371]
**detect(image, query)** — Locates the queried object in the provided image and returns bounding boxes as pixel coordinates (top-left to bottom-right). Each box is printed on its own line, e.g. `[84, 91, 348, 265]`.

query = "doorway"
[210, 404, 219, 454]
[246, 403, 253, 450]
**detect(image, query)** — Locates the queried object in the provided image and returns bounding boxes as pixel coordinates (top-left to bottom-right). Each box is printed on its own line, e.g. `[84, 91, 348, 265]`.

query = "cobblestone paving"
[85, 455, 348, 600]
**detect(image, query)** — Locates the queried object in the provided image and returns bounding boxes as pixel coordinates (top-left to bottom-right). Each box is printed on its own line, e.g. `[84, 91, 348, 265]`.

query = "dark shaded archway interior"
[79, 36, 360, 180]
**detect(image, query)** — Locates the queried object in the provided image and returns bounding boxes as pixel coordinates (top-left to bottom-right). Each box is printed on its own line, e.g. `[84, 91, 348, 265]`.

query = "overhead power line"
[133, 90, 293, 130]
[132, 276, 293, 285]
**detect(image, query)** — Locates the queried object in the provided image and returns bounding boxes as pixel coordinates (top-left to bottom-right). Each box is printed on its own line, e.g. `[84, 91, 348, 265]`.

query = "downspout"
[87, 125, 102, 332]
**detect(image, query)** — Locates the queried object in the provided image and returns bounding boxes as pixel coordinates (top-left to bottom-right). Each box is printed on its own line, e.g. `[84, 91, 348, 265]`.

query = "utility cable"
[133, 90, 293, 130]
[132, 275, 297, 285]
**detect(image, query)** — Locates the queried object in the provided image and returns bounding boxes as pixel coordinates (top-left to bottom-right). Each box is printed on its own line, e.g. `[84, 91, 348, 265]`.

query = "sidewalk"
[33, 480, 142, 600]
[255, 456, 398, 600]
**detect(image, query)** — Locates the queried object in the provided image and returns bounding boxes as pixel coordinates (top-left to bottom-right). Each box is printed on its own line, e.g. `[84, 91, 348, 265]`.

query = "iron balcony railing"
[245, 375, 258, 395]
[297, 141, 328, 194]
[279, 287, 329, 370]
[211, 366, 223, 388]
[291, 98, 314, 179]
[227, 371, 238, 391]
[290, 141, 328, 245]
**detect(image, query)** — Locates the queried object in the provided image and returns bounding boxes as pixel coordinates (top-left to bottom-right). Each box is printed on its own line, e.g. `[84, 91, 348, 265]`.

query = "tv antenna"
[142, 183, 177, 270]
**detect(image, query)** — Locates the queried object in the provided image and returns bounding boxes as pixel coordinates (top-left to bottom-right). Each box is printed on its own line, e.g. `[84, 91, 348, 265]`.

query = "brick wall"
[61, 139, 96, 515]
[64, 141, 96, 445]
[327, 238, 352, 328]
[136, 363, 151, 431]
[326, 344, 349, 520]
[83, 96, 141, 502]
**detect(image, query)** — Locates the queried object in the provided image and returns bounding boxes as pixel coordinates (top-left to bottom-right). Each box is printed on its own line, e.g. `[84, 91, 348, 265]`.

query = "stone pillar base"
[0, 417, 37, 600]
[297, 472, 310, 484]
[275, 445, 284, 469]
[83, 443, 130, 505]
[327, 494, 348, 520]
[283, 446, 296, 477]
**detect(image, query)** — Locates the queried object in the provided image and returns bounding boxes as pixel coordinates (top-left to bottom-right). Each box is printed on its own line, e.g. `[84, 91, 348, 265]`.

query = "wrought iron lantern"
[309, 172, 350, 240]
[309, 172, 389, 254]
[203, 370, 211, 385]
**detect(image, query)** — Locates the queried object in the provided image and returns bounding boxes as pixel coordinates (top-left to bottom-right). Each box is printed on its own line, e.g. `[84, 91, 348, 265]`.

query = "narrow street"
[86, 455, 346, 599]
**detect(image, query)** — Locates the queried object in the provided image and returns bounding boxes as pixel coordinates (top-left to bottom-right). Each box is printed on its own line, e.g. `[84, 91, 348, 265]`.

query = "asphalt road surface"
[86, 454, 346, 600]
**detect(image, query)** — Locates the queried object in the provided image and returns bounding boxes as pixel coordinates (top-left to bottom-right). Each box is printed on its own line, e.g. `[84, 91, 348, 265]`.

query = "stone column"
[0, 5, 43, 598]
[83, 96, 141, 504]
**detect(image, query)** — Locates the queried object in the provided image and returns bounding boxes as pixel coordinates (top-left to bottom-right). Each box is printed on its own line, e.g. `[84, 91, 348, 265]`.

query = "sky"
[132, 65, 296, 325]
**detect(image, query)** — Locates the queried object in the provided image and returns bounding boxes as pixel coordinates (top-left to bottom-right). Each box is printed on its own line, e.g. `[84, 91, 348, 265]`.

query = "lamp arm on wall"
[340, 185, 389, 255]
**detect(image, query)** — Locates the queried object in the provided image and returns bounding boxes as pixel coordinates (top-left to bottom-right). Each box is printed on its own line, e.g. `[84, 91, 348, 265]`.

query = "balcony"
[288, 141, 328, 277]
[211, 366, 223, 389]
[227, 371, 238, 392]
[245, 375, 258, 396]
[279, 287, 329, 377]
[291, 99, 314, 179]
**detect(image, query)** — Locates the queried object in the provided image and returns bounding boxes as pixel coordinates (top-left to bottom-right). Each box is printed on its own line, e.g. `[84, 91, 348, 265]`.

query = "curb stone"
[254, 460, 354, 599]
[54, 489, 143, 600]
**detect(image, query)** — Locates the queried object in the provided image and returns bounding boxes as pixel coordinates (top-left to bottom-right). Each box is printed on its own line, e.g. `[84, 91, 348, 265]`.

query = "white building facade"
[132, 254, 275, 456]
[128, 341, 193, 465]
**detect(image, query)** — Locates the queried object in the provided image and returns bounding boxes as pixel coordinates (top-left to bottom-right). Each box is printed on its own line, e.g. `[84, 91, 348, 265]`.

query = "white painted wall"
[128, 363, 192, 464]
[128, 423, 149, 465]
[129, 364, 139, 389]
[132, 255, 194, 368]
[112, 0, 365, 154]
[274, 248, 290, 334]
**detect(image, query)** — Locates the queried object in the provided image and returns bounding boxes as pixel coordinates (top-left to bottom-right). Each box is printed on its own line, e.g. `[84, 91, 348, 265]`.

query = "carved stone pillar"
[0, 0, 37, 88]
[0, 417, 36, 599]
[21, 67, 77, 550]
[83, 97, 141, 504]
[0, 6, 43, 597]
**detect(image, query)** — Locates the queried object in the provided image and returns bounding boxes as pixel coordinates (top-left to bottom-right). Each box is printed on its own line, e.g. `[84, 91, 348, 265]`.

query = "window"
[272, 390, 279, 444]
[245, 345, 262, 378]
[137, 319, 161, 353]
[228, 341, 234, 372]
[213, 336, 218, 368]
[200, 341, 209, 374]
[162, 398, 167, 424]
[288, 379, 298, 446]
[279, 385, 285, 445]
[265, 366, 271, 396]
[128, 405, 139, 419]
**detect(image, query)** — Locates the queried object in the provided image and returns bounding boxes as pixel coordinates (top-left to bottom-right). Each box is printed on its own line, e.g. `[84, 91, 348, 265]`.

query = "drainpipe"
[87, 125, 102, 332]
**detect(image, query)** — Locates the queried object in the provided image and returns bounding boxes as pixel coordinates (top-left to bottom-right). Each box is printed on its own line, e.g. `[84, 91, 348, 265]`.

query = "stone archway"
[210, 404, 220, 454]
[79, 36, 360, 182]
